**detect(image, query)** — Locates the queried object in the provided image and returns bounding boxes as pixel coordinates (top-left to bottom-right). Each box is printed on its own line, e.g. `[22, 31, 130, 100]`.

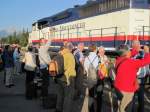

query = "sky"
[0, 0, 87, 32]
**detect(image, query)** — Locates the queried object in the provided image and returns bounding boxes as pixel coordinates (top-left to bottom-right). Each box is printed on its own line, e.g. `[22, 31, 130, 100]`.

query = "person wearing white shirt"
[38, 39, 51, 99]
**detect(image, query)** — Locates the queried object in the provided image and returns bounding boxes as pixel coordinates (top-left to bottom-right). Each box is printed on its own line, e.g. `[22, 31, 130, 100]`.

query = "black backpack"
[52, 53, 64, 77]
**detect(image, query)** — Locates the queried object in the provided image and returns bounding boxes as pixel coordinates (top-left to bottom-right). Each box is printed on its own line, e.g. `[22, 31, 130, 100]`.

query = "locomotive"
[29, 0, 150, 51]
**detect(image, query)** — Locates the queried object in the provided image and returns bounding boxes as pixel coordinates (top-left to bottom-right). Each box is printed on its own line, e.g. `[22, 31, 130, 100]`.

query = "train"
[29, 0, 150, 51]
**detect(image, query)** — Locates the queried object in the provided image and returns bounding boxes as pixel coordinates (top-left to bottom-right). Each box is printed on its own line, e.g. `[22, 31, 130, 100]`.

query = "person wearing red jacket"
[114, 44, 150, 112]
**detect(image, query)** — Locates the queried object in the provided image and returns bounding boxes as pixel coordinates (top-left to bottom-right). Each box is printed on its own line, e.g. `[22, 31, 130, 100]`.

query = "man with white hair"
[74, 43, 85, 64]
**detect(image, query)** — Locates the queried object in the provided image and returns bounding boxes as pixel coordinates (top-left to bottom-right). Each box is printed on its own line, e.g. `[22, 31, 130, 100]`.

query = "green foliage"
[0, 29, 29, 47]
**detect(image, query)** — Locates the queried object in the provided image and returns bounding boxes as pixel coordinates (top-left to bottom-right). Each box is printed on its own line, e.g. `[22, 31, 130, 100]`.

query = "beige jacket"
[63, 49, 76, 85]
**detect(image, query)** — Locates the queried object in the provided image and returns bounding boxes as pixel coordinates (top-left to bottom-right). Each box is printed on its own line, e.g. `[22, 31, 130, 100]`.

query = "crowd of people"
[0, 40, 150, 112]
[0, 45, 22, 88]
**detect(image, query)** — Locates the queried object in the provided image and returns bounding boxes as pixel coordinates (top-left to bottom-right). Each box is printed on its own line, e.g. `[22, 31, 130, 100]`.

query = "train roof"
[36, 0, 101, 24]
[38, 8, 74, 22]
[35, 0, 150, 28]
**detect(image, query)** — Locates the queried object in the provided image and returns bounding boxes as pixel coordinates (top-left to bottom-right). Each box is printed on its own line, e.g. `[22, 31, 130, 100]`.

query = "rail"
[48, 26, 127, 48]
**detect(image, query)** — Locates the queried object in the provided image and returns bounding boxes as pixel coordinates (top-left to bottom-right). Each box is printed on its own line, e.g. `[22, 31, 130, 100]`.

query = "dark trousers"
[132, 78, 145, 112]
[40, 68, 49, 97]
[75, 65, 86, 96]
[96, 79, 104, 112]
[63, 77, 75, 112]
[89, 85, 97, 112]
[25, 70, 35, 99]
[55, 78, 66, 111]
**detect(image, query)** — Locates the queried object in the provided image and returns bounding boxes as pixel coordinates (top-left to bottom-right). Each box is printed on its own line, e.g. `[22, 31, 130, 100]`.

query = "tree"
[0, 29, 29, 47]
[19, 29, 28, 46]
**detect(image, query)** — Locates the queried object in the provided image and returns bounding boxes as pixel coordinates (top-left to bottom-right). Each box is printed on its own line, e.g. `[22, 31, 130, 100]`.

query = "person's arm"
[133, 53, 150, 69]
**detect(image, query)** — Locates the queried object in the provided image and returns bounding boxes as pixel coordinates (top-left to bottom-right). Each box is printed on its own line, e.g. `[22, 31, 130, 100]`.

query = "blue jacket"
[3, 50, 14, 68]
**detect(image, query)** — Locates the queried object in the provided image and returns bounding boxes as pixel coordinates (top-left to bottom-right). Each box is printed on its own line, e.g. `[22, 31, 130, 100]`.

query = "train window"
[38, 21, 49, 29]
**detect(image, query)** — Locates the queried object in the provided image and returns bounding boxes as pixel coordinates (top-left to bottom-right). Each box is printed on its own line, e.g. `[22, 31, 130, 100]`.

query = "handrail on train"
[44, 26, 126, 48]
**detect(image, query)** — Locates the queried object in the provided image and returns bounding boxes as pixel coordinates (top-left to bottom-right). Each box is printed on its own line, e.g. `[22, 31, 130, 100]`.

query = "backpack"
[49, 60, 58, 77]
[0, 54, 4, 71]
[87, 56, 98, 88]
[49, 53, 64, 77]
